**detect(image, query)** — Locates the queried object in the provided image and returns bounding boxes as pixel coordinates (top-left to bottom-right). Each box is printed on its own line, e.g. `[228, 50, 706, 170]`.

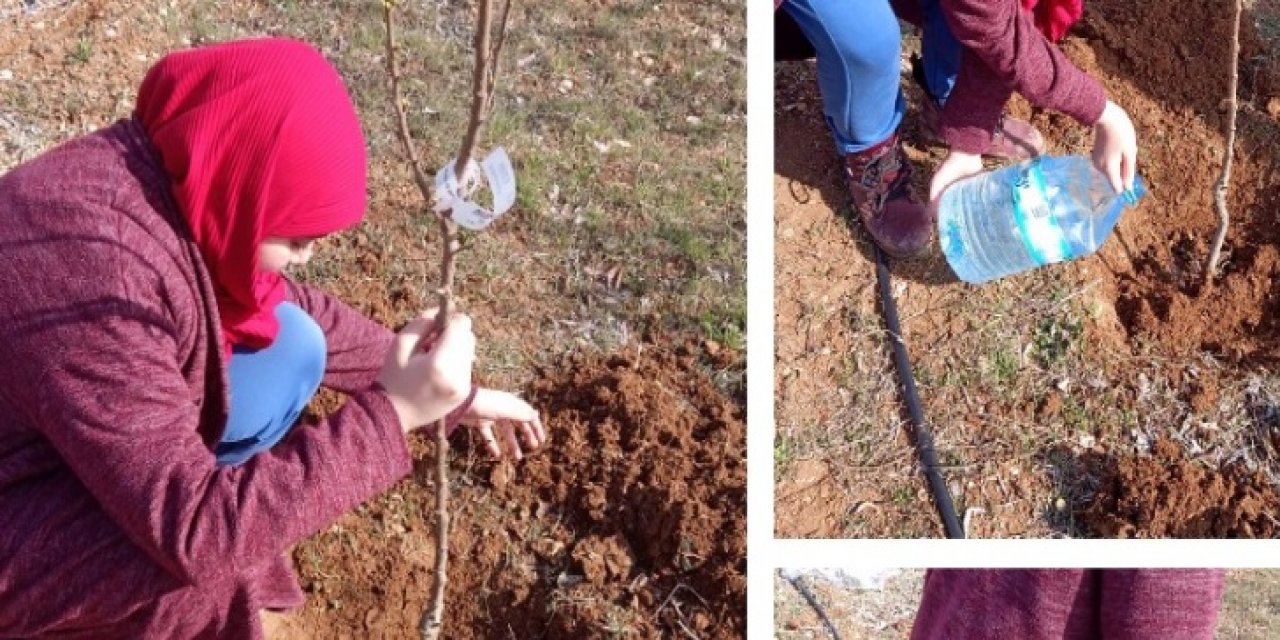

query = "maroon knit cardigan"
[912, 569, 1227, 639]
[0, 119, 411, 638]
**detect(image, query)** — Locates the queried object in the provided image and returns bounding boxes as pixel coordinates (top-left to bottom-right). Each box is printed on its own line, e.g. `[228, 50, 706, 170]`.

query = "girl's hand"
[462, 388, 546, 460]
[378, 311, 475, 433]
[929, 150, 985, 203]
[1092, 100, 1138, 194]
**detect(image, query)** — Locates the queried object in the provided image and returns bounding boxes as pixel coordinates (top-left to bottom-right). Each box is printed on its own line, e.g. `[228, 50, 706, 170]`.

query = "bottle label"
[1012, 160, 1072, 265]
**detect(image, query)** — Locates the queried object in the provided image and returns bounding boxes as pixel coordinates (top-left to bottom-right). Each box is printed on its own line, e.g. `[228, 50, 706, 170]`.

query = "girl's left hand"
[462, 388, 547, 460]
[1092, 100, 1138, 194]
[929, 149, 985, 203]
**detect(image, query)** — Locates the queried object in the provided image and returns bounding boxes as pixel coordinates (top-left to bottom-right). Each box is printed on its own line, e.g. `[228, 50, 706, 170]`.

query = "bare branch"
[419, 216, 459, 640]
[385, 0, 510, 635]
[485, 0, 514, 114]
[453, 0, 496, 183]
[1206, 0, 1241, 284]
[419, 415, 452, 639]
[384, 2, 434, 203]
[382, 4, 467, 640]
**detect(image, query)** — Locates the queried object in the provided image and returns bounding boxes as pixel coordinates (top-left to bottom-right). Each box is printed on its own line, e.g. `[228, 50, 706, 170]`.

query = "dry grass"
[774, 569, 923, 640]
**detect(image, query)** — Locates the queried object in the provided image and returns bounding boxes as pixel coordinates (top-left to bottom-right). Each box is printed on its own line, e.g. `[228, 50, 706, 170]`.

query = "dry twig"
[1206, 0, 1242, 283]
[383, 0, 510, 637]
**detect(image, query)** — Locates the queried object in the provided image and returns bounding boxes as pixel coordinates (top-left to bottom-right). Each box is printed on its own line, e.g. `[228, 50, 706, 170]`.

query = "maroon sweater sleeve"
[0, 195, 413, 590]
[12, 302, 412, 588]
[286, 280, 394, 394]
[938, 0, 1108, 154]
[1098, 570, 1226, 639]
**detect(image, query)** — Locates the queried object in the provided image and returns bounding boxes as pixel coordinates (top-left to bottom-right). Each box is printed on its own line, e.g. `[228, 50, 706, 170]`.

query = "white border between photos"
[745, 0, 776, 637]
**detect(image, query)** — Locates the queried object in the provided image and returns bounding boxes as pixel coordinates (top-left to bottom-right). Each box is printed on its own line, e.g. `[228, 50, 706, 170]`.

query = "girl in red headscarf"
[0, 38, 545, 638]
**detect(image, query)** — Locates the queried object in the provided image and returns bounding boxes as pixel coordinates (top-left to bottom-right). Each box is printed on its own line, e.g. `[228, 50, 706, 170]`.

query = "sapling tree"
[382, 0, 513, 637]
[1207, 0, 1242, 284]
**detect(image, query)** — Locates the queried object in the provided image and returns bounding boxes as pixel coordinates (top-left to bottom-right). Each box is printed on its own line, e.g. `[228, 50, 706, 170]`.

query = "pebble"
[1268, 97, 1280, 118]
[0, 69, 12, 81]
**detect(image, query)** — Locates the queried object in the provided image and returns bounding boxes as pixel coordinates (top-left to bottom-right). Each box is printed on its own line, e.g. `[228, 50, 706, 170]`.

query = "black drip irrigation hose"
[873, 244, 965, 539]
[784, 573, 844, 640]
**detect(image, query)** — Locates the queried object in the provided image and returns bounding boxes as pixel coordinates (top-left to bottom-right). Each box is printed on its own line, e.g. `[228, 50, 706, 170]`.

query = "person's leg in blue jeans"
[216, 301, 326, 466]
[918, 0, 962, 104]
[781, 0, 904, 154]
[779, 0, 931, 258]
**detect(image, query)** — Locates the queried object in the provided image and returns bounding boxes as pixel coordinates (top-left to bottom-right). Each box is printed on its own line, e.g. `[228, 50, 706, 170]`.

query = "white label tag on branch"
[432, 158, 477, 213]
[432, 147, 517, 231]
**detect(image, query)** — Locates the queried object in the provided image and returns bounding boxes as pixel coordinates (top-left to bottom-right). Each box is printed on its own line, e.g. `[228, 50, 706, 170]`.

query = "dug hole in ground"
[2, 0, 746, 636]
[776, 0, 1280, 539]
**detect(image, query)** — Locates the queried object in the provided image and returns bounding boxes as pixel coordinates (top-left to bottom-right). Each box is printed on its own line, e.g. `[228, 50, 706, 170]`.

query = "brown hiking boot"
[845, 133, 932, 259]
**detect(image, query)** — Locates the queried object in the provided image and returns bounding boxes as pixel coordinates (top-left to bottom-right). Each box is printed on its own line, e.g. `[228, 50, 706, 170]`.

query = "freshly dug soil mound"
[451, 345, 747, 638]
[284, 344, 746, 638]
[1081, 439, 1280, 538]
[1062, 0, 1280, 363]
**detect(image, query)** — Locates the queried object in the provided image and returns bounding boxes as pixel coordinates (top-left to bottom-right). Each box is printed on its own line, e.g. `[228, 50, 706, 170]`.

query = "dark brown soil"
[1081, 438, 1280, 538]
[283, 343, 746, 639]
[1061, 0, 1280, 364]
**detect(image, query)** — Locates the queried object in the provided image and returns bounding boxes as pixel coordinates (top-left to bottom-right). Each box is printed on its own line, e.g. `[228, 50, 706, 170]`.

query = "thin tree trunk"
[1206, 0, 1242, 284]
[382, 1, 508, 637]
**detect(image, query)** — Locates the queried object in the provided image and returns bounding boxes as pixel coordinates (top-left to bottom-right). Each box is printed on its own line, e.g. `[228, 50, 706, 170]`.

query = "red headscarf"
[1022, 0, 1084, 42]
[136, 38, 367, 353]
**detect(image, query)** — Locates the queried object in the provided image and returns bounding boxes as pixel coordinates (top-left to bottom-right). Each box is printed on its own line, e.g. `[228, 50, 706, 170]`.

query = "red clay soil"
[1056, 0, 1280, 364]
[1064, 1, 1280, 536]
[283, 343, 746, 638]
[1082, 438, 1280, 538]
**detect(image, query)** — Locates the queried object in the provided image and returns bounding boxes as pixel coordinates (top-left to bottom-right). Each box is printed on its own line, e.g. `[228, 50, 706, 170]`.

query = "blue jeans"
[780, 0, 960, 153]
[215, 302, 326, 466]
[918, 0, 961, 105]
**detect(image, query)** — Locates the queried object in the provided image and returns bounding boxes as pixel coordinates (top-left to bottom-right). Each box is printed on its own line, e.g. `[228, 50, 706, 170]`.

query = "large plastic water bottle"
[937, 155, 1147, 284]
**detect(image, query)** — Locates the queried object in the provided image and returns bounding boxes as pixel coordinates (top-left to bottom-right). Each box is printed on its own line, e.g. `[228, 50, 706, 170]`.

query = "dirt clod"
[478, 346, 747, 638]
[572, 534, 634, 585]
[282, 345, 745, 639]
[1081, 438, 1280, 538]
